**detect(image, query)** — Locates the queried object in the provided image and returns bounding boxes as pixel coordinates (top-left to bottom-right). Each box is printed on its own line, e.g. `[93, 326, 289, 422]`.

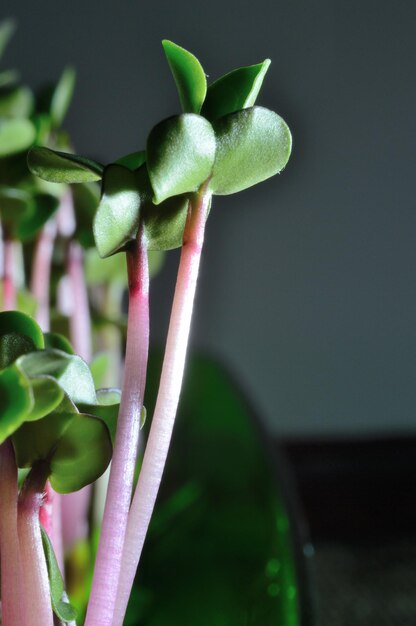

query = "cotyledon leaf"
[147, 113, 216, 204]
[162, 40, 207, 114]
[13, 394, 113, 493]
[0, 365, 33, 444]
[0, 18, 16, 61]
[27, 147, 104, 183]
[0, 118, 35, 157]
[0, 311, 44, 369]
[49, 66, 76, 128]
[210, 106, 292, 195]
[202, 59, 271, 121]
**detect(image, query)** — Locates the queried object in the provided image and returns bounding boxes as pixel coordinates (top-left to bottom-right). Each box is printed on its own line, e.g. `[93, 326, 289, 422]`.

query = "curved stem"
[85, 228, 150, 626]
[113, 188, 210, 626]
[31, 218, 57, 332]
[18, 462, 54, 626]
[0, 440, 24, 626]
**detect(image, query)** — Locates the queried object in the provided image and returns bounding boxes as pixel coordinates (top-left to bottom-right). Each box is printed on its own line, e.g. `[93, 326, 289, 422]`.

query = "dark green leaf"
[27, 147, 104, 183]
[0, 187, 58, 241]
[162, 40, 207, 114]
[210, 106, 292, 195]
[0, 85, 34, 118]
[41, 527, 77, 622]
[0, 311, 44, 368]
[115, 150, 146, 171]
[13, 397, 112, 493]
[43, 332, 74, 355]
[72, 181, 100, 248]
[0, 19, 16, 60]
[147, 114, 216, 204]
[93, 164, 142, 258]
[0, 365, 33, 443]
[50, 67, 76, 128]
[0, 118, 35, 156]
[202, 59, 270, 121]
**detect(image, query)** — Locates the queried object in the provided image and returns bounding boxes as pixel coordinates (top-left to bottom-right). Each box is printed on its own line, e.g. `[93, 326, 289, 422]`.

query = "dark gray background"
[2, 1, 416, 437]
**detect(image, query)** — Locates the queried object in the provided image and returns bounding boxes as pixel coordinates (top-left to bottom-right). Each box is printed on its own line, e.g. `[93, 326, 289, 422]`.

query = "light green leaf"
[72, 181, 100, 249]
[0, 85, 34, 118]
[202, 59, 270, 121]
[0, 69, 19, 88]
[78, 388, 121, 445]
[0, 118, 35, 157]
[93, 164, 142, 258]
[147, 114, 216, 204]
[0, 188, 59, 241]
[50, 66, 76, 128]
[27, 147, 104, 183]
[0, 365, 33, 443]
[18, 349, 97, 405]
[210, 106, 292, 195]
[0, 19, 16, 61]
[41, 527, 77, 622]
[162, 40, 207, 114]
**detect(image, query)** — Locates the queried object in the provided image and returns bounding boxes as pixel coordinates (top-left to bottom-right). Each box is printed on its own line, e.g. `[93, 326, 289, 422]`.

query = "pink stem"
[67, 240, 92, 362]
[2, 239, 16, 310]
[113, 188, 211, 626]
[31, 218, 57, 332]
[18, 463, 54, 626]
[0, 440, 25, 626]
[84, 229, 150, 626]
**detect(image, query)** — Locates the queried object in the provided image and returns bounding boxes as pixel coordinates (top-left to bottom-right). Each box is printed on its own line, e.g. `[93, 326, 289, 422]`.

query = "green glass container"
[125, 352, 316, 626]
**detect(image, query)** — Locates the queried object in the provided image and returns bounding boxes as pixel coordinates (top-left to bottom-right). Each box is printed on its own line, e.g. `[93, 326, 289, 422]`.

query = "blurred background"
[3, 0, 415, 438]
[2, 1, 416, 624]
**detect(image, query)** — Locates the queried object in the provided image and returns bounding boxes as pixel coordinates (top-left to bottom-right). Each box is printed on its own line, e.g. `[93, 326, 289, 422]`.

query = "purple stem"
[67, 240, 92, 363]
[113, 188, 211, 626]
[31, 218, 57, 332]
[18, 462, 54, 626]
[84, 229, 150, 626]
[0, 440, 25, 626]
[2, 239, 16, 310]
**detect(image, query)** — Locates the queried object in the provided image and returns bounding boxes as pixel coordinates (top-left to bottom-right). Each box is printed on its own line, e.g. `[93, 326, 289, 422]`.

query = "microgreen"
[1, 30, 292, 626]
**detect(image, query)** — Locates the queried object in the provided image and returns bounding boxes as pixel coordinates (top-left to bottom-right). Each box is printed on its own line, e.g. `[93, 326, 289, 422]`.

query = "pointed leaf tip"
[28, 147, 104, 183]
[202, 59, 271, 121]
[162, 40, 207, 114]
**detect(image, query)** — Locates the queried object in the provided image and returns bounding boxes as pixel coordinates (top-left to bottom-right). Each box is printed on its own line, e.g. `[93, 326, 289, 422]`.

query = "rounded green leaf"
[162, 40, 207, 114]
[147, 114, 216, 204]
[0, 85, 34, 118]
[18, 349, 96, 405]
[202, 59, 271, 121]
[49, 413, 112, 493]
[210, 106, 292, 195]
[50, 67, 76, 128]
[78, 388, 121, 445]
[27, 147, 104, 183]
[0, 69, 19, 89]
[0, 365, 33, 443]
[13, 401, 112, 493]
[0, 311, 44, 369]
[93, 164, 142, 258]
[44, 332, 74, 355]
[23, 376, 65, 422]
[0, 118, 35, 156]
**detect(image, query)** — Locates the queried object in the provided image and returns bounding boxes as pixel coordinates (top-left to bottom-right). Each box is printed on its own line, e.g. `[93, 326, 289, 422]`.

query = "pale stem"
[113, 188, 211, 626]
[31, 218, 57, 332]
[0, 440, 25, 626]
[84, 229, 150, 626]
[18, 462, 54, 626]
